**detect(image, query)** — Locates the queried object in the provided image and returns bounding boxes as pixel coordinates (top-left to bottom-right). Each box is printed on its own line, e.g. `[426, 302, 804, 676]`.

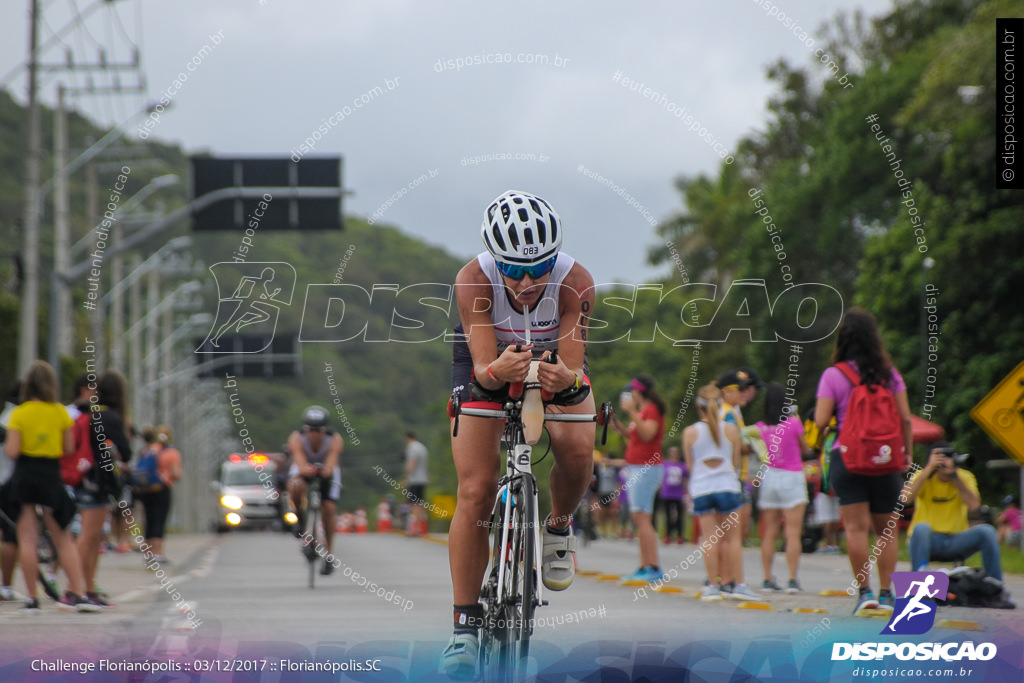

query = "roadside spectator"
[755, 383, 811, 593]
[593, 451, 620, 539]
[717, 369, 758, 547]
[907, 442, 1005, 583]
[814, 307, 913, 613]
[610, 374, 666, 582]
[658, 446, 688, 544]
[997, 495, 1022, 547]
[684, 383, 761, 601]
[137, 426, 182, 563]
[6, 360, 97, 612]
[75, 370, 132, 607]
[403, 431, 429, 536]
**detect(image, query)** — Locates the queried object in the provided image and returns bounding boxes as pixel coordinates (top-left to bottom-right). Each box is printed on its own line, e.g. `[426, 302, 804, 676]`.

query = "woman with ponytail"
[611, 373, 666, 582]
[683, 384, 762, 601]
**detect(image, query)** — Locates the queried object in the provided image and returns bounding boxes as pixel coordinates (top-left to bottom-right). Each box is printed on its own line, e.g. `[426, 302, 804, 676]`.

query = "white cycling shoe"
[441, 632, 478, 679]
[541, 525, 577, 591]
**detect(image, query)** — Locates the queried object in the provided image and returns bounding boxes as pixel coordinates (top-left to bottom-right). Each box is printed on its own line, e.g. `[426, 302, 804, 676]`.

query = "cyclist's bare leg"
[449, 415, 502, 605]
[322, 500, 336, 554]
[545, 395, 597, 531]
[288, 477, 308, 513]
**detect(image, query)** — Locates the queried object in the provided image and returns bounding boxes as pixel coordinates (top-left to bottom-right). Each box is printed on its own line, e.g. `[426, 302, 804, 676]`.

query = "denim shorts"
[692, 490, 744, 516]
[625, 464, 664, 514]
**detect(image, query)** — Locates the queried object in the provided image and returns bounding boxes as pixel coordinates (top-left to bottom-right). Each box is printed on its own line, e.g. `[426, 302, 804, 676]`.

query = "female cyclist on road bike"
[442, 190, 596, 677]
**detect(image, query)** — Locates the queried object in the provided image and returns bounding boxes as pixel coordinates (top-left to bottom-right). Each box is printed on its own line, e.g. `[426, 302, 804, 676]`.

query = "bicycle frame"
[454, 386, 610, 679]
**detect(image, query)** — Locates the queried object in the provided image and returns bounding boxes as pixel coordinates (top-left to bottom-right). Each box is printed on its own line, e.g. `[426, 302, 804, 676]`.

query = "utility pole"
[18, 0, 42, 376]
[129, 254, 142, 423]
[54, 83, 72, 361]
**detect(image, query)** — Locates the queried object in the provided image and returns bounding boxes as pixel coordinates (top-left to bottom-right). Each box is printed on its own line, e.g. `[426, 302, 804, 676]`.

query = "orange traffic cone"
[355, 507, 368, 534]
[377, 500, 393, 532]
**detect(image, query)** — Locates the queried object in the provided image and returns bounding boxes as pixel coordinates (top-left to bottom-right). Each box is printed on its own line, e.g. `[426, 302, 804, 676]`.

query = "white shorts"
[813, 491, 841, 524]
[757, 468, 808, 510]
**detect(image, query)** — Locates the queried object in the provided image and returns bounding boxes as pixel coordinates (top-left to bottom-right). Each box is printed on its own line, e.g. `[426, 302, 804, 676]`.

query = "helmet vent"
[492, 225, 506, 250]
[536, 220, 546, 243]
[550, 215, 558, 242]
[524, 228, 534, 244]
[528, 199, 542, 215]
[517, 208, 529, 222]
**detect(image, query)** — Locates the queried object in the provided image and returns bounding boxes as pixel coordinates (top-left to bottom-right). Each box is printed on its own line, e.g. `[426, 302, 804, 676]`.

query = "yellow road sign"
[430, 494, 456, 520]
[971, 360, 1024, 465]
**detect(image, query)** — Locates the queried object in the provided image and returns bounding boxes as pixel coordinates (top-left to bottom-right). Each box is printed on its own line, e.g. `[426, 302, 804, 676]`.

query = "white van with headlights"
[211, 454, 282, 532]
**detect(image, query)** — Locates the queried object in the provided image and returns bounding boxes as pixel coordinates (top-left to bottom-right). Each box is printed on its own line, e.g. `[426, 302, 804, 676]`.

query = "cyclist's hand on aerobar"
[492, 343, 533, 383]
[538, 351, 575, 393]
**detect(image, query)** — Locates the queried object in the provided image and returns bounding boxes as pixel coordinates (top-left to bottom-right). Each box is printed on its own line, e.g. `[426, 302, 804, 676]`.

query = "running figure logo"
[882, 571, 949, 635]
[197, 262, 296, 353]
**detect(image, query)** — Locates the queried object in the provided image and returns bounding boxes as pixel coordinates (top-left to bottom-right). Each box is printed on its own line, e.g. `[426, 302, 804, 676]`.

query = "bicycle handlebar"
[457, 406, 598, 422]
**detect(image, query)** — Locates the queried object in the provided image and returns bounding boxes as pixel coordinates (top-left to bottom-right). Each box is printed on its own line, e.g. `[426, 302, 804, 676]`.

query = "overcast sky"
[1, 0, 895, 284]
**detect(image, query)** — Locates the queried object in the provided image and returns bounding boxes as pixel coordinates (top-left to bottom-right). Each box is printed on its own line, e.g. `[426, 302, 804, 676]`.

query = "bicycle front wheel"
[306, 508, 320, 589]
[488, 476, 537, 681]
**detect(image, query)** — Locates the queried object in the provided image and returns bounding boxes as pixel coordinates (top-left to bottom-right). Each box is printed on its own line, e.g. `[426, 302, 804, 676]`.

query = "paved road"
[2, 531, 1022, 680]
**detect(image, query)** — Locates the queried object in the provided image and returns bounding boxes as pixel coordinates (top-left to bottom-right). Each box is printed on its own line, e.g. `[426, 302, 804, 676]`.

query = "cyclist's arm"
[542, 263, 595, 393]
[455, 262, 530, 389]
[287, 431, 308, 473]
[324, 432, 343, 473]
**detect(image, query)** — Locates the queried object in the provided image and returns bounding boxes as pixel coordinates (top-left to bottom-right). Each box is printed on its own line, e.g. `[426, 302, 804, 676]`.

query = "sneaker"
[152, 555, 170, 564]
[0, 586, 14, 601]
[57, 591, 101, 613]
[541, 524, 577, 591]
[877, 589, 895, 611]
[786, 579, 803, 594]
[86, 592, 115, 609]
[854, 589, 879, 613]
[319, 559, 335, 576]
[641, 566, 665, 582]
[21, 598, 42, 614]
[622, 567, 649, 583]
[763, 577, 783, 592]
[441, 632, 478, 679]
[700, 584, 722, 601]
[724, 583, 765, 601]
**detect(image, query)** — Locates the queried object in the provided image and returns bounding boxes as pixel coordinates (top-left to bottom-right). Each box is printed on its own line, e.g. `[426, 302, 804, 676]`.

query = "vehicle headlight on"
[284, 511, 298, 525]
[226, 513, 242, 525]
[221, 495, 244, 510]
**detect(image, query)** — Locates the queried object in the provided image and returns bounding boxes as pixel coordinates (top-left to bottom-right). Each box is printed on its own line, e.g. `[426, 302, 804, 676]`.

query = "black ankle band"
[454, 603, 484, 633]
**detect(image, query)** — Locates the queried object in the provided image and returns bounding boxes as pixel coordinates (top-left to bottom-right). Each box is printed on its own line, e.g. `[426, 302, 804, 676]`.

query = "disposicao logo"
[884, 571, 948, 635]
[831, 571, 997, 662]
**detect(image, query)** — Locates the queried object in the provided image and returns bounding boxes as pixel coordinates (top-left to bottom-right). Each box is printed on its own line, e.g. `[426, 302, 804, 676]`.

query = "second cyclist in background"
[287, 406, 343, 575]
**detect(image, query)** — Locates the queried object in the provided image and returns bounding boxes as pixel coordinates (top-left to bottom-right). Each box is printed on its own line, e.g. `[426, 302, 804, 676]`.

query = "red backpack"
[60, 412, 94, 487]
[835, 362, 905, 475]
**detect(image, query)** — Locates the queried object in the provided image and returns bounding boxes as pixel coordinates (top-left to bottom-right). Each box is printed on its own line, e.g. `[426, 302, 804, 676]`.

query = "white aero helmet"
[480, 190, 562, 266]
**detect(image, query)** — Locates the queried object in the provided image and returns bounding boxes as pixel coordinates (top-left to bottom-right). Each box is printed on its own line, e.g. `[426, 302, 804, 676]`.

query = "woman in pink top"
[755, 383, 812, 593]
[814, 308, 913, 613]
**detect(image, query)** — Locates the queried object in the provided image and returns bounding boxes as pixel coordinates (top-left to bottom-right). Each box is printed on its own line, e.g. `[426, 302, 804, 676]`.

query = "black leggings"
[139, 486, 172, 540]
[659, 498, 685, 539]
